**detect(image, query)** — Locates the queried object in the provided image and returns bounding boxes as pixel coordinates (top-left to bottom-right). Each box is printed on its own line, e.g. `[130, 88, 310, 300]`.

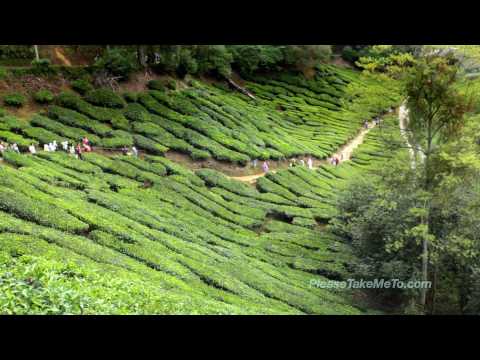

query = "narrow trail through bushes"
[229, 120, 380, 184]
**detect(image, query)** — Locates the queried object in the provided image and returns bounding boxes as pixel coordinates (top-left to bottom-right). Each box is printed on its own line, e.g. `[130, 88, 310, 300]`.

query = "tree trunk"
[33, 45, 39, 61]
[420, 235, 428, 308]
[137, 45, 147, 68]
[430, 263, 438, 314]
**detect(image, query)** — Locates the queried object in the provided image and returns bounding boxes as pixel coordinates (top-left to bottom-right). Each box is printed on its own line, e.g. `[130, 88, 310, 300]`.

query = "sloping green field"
[0, 65, 403, 314]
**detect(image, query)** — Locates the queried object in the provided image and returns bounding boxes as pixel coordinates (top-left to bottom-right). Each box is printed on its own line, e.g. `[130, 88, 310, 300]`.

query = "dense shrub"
[94, 48, 138, 80]
[0, 131, 37, 151]
[0, 45, 34, 59]
[147, 80, 166, 91]
[123, 103, 151, 122]
[133, 134, 168, 155]
[31, 59, 57, 76]
[123, 92, 138, 103]
[71, 79, 94, 95]
[0, 187, 89, 233]
[33, 90, 55, 104]
[3, 93, 27, 107]
[0, 66, 7, 79]
[85, 89, 126, 109]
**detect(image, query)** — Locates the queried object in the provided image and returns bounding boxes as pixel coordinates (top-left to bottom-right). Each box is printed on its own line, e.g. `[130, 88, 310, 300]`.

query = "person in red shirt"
[82, 137, 92, 152]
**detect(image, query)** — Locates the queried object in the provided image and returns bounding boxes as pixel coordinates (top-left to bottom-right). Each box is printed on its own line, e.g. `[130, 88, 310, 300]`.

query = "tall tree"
[33, 45, 39, 61]
[405, 54, 472, 309]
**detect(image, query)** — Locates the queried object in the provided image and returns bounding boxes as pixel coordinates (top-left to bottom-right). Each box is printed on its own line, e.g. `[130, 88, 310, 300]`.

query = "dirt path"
[399, 102, 425, 168]
[230, 119, 381, 184]
[53, 47, 72, 66]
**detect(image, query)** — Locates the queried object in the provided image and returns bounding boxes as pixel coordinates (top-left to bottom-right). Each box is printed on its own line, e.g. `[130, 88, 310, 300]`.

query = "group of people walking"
[330, 155, 342, 166]
[251, 156, 315, 174]
[37, 137, 93, 160]
[289, 156, 314, 170]
[1, 135, 139, 162]
[0, 141, 20, 154]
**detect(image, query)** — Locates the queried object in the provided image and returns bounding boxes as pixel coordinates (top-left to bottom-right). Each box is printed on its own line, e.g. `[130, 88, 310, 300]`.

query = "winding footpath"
[399, 102, 425, 168]
[399, 102, 416, 168]
[230, 119, 380, 184]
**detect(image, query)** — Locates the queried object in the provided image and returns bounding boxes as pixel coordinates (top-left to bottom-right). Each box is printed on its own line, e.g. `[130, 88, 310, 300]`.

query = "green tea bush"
[71, 79, 94, 95]
[3, 93, 26, 107]
[47, 105, 112, 137]
[0, 66, 7, 80]
[85, 88, 126, 109]
[123, 91, 138, 103]
[33, 90, 55, 104]
[0, 131, 36, 151]
[133, 134, 168, 155]
[22, 126, 64, 145]
[101, 130, 134, 148]
[31, 59, 57, 76]
[94, 48, 138, 80]
[123, 103, 151, 122]
[0, 187, 89, 233]
[147, 80, 166, 91]
[0, 115, 28, 131]
[30, 115, 101, 145]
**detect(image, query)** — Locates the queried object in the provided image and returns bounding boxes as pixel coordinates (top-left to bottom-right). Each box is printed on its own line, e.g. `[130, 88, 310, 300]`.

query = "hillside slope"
[0, 65, 403, 314]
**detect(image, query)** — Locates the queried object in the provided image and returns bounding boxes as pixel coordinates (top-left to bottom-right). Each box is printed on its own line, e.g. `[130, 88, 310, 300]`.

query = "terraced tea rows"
[0, 65, 403, 314]
[0, 64, 401, 166]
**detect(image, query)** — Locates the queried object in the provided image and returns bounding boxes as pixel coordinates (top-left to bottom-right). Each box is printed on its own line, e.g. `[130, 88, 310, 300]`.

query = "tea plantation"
[0, 65, 403, 314]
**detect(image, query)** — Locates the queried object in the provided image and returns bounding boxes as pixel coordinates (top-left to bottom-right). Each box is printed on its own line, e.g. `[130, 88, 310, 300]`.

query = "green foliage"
[122, 91, 138, 103]
[94, 48, 138, 80]
[31, 59, 57, 76]
[0, 185, 89, 234]
[85, 88, 126, 109]
[147, 80, 166, 91]
[0, 45, 35, 59]
[133, 134, 168, 154]
[71, 79, 94, 95]
[3, 93, 27, 107]
[33, 89, 55, 104]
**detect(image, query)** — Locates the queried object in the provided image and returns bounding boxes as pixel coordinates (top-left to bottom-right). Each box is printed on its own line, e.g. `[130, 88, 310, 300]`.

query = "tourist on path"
[62, 140, 69, 152]
[262, 161, 269, 173]
[44, 144, 50, 152]
[132, 146, 138, 157]
[82, 137, 92, 152]
[252, 159, 258, 168]
[307, 157, 313, 170]
[299, 159, 305, 167]
[75, 143, 83, 160]
[28, 144, 36, 154]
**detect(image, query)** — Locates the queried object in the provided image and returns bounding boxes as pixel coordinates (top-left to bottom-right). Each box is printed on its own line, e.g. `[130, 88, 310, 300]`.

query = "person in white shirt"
[307, 156, 313, 170]
[44, 144, 50, 152]
[132, 146, 138, 157]
[29, 144, 36, 154]
[62, 140, 69, 152]
[11, 143, 19, 153]
[299, 159, 305, 167]
[49, 143, 56, 152]
[69, 145, 75, 154]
